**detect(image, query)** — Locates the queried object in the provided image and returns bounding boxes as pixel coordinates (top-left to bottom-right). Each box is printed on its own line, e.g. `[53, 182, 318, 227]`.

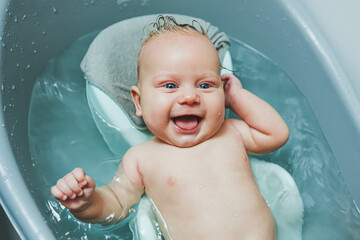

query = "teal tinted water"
[28, 32, 360, 239]
[28, 32, 134, 240]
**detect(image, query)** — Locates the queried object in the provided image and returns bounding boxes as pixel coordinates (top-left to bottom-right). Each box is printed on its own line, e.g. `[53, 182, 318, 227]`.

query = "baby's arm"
[222, 74, 289, 154]
[51, 149, 144, 224]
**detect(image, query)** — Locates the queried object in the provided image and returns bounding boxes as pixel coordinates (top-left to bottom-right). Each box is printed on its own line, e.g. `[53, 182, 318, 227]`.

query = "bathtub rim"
[0, 0, 55, 238]
[0, 0, 359, 239]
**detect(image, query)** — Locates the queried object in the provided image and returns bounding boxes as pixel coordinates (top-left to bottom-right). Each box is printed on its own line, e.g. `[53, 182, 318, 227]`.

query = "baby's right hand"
[221, 74, 243, 109]
[51, 168, 96, 212]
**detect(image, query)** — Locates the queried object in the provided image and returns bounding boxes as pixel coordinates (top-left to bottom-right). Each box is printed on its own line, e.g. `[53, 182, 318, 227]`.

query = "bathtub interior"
[0, 0, 360, 239]
[0, 205, 20, 240]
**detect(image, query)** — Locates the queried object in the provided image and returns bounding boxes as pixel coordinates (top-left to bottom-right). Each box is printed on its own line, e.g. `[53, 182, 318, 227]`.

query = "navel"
[167, 176, 176, 186]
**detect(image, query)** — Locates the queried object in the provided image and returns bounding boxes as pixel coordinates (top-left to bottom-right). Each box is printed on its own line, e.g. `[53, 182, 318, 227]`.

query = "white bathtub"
[0, 0, 359, 239]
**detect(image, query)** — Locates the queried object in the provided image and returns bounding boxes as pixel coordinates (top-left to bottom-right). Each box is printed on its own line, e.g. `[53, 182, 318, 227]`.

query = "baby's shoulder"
[215, 119, 247, 143]
[222, 118, 243, 134]
[123, 138, 159, 160]
[121, 142, 155, 187]
[124, 141, 148, 159]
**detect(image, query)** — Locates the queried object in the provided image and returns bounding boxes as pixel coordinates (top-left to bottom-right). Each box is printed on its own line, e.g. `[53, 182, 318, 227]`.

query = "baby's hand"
[51, 168, 96, 212]
[221, 74, 243, 109]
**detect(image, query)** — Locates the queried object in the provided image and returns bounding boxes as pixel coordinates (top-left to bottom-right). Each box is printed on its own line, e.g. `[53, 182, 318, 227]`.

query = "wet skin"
[52, 33, 289, 239]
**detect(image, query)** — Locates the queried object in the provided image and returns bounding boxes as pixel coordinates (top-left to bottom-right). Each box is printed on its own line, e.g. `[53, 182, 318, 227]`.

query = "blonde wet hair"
[137, 15, 214, 79]
[141, 15, 207, 48]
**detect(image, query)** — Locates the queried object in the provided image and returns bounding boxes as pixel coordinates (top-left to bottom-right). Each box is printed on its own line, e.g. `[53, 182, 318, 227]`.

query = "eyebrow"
[150, 72, 221, 85]
[151, 73, 178, 81]
[198, 72, 220, 79]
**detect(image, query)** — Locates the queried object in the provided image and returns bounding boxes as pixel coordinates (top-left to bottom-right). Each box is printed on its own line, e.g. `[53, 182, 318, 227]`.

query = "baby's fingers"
[221, 74, 243, 88]
[64, 173, 84, 198]
[51, 185, 66, 201]
[54, 178, 76, 200]
[72, 168, 88, 187]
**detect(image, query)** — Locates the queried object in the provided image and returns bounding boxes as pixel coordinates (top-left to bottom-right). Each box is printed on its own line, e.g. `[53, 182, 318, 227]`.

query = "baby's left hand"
[221, 74, 243, 109]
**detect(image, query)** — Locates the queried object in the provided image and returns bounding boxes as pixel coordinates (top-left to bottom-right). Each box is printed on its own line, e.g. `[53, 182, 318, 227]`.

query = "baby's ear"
[130, 86, 142, 117]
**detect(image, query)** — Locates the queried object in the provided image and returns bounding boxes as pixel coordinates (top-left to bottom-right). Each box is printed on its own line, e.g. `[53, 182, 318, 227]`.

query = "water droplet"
[22, 14, 27, 20]
[16, 63, 20, 68]
[33, 50, 37, 54]
[31, 41, 35, 45]
[113, 176, 121, 182]
[42, 31, 46, 35]
[26, 64, 31, 69]
[14, 15, 18, 23]
[52, 7, 57, 13]
[11, 84, 15, 90]
[2, 42, 6, 48]
[105, 213, 115, 222]
[116, 0, 128, 5]
[1, 84, 4, 90]
[3, 106, 7, 111]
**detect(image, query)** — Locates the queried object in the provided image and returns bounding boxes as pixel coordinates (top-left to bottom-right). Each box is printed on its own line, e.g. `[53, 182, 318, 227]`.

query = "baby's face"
[132, 33, 225, 147]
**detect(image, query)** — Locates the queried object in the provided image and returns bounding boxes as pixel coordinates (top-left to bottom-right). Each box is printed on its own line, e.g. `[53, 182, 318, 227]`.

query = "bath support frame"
[0, 0, 359, 238]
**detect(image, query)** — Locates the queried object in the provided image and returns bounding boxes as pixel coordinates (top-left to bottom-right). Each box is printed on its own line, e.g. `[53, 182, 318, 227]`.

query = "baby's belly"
[146, 166, 276, 239]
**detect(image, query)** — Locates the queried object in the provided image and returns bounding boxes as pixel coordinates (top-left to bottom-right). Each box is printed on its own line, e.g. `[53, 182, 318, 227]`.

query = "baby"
[51, 16, 289, 239]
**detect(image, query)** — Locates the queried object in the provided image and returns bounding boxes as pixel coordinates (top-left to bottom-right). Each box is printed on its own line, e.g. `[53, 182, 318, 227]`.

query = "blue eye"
[199, 83, 210, 89]
[164, 83, 177, 89]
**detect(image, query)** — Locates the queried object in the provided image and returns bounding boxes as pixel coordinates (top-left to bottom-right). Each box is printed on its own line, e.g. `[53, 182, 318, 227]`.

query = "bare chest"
[141, 136, 253, 206]
[135, 132, 274, 239]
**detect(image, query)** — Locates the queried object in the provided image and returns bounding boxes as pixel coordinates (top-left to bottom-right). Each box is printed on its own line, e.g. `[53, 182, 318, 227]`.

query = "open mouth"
[172, 115, 202, 133]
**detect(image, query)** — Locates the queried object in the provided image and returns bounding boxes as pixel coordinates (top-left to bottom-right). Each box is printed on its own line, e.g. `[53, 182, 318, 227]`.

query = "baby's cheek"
[143, 115, 164, 137]
[217, 111, 224, 123]
[214, 102, 226, 120]
[143, 115, 157, 131]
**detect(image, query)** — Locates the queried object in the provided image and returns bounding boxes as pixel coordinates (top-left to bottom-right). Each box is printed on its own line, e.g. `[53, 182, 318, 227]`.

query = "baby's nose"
[177, 88, 200, 105]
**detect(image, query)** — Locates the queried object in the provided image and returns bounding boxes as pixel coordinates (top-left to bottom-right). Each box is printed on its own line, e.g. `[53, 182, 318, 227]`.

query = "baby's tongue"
[174, 116, 199, 130]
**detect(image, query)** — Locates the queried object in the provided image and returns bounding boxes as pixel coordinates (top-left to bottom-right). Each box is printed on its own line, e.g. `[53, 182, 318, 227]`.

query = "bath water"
[28, 31, 360, 239]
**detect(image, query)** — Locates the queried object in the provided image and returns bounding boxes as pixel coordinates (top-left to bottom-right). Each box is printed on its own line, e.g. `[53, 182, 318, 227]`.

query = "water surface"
[28, 31, 360, 239]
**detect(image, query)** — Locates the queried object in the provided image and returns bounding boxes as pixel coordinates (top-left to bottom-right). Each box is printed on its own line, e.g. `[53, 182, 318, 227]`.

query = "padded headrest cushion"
[81, 14, 230, 129]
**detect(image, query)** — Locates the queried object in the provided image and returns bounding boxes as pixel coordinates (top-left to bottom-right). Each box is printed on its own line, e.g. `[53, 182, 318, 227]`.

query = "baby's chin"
[169, 141, 199, 148]
[157, 134, 212, 148]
